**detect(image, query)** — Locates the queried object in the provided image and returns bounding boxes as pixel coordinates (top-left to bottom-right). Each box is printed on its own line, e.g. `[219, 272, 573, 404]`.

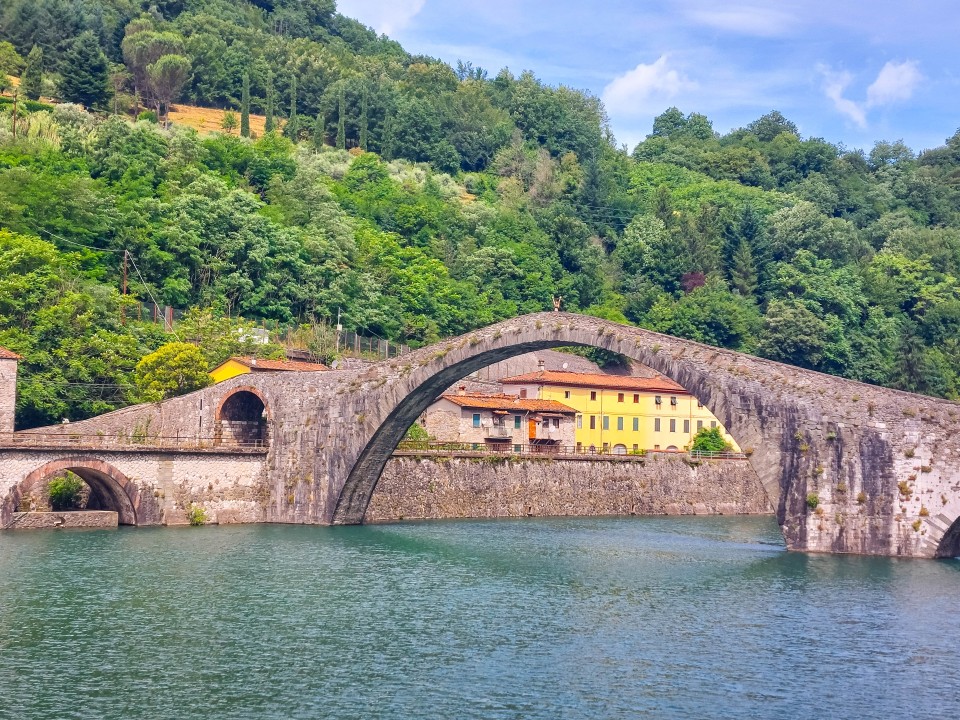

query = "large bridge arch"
[4, 457, 144, 526]
[332, 313, 785, 529]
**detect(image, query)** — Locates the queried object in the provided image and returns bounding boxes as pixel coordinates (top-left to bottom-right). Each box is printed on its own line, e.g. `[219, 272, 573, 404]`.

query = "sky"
[336, 0, 959, 153]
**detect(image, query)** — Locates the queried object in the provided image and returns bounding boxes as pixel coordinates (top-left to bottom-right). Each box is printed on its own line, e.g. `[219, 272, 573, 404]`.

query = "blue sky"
[336, 0, 959, 153]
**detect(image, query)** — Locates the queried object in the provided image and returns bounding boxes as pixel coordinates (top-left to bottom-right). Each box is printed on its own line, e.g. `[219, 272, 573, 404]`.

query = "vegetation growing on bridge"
[1, 1, 960, 428]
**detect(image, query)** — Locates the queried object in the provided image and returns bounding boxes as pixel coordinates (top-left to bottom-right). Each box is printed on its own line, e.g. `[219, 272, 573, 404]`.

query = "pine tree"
[336, 84, 346, 150]
[359, 82, 368, 151]
[59, 32, 111, 109]
[265, 69, 275, 133]
[20, 45, 42, 101]
[730, 239, 758, 298]
[240, 72, 250, 138]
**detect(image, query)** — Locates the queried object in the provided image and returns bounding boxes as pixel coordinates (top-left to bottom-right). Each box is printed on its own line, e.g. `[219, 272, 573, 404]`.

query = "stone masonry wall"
[366, 455, 770, 522]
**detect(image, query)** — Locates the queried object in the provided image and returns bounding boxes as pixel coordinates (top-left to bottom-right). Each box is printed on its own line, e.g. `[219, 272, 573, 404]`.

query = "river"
[1, 517, 959, 719]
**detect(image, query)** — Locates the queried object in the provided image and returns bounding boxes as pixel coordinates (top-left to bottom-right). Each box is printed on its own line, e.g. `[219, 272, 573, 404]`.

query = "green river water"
[1, 516, 959, 719]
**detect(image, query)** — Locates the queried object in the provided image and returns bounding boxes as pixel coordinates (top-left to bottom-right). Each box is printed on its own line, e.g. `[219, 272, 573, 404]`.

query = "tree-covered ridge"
[0, 0, 958, 430]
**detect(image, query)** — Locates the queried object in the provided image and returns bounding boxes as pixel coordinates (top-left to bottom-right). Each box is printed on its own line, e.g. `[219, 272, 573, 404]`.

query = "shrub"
[186, 504, 208, 526]
[137, 110, 158, 123]
[806, 493, 819, 510]
[48, 473, 84, 511]
[691, 427, 731, 453]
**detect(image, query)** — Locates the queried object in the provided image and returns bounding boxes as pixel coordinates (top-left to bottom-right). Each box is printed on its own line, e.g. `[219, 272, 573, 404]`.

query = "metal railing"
[0, 432, 268, 451]
[394, 441, 747, 460]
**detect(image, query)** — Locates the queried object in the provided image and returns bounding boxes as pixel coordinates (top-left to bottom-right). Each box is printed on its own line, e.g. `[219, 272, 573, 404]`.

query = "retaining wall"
[366, 454, 771, 522]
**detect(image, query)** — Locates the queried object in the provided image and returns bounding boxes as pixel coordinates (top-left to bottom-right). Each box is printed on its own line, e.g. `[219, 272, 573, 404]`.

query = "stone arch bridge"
[3, 312, 960, 558]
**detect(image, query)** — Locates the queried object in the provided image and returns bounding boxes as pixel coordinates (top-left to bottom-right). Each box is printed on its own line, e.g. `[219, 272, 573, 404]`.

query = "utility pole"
[335, 307, 342, 355]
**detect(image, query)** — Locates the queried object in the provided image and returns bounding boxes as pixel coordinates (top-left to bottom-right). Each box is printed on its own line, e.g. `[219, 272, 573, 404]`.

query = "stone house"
[209, 356, 329, 384]
[418, 390, 577, 451]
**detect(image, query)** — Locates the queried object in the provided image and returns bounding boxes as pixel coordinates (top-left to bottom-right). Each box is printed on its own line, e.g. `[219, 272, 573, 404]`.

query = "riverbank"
[367, 454, 771, 522]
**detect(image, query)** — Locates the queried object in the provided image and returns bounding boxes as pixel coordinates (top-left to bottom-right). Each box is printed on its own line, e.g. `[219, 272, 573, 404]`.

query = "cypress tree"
[312, 112, 325, 149]
[240, 71, 250, 138]
[284, 73, 298, 139]
[20, 45, 43, 101]
[59, 32, 111, 109]
[336, 85, 345, 150]
[381, 108, 394, 160]
[265, 69, 275, 132]
[359, 82, 368, 151]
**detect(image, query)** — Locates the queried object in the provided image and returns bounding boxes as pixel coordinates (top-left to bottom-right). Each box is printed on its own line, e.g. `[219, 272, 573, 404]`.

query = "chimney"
[537, 358, 545, 372]
[457, 385, 466, 396]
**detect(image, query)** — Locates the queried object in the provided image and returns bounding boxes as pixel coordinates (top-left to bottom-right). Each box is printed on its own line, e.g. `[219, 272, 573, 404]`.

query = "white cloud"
[601, 56, 697, 117]
[819, 66, 867, 128]
[336, 0, 426, 36]
[866, 60, 922, 107]
[819, 60, 921, 128]
[688, 6, 796, 37]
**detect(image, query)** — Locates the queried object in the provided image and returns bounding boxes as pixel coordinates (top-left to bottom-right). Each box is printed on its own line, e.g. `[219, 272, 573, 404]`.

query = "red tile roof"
[441, 392, 576, 414]
[231, 357, 329, 372]
[500, 369, 687, 393]
[0, 347, 21, 360]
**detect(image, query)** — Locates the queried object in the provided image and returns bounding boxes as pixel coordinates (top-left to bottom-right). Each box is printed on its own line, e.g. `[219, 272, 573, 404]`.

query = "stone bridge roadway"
[3, 312, 960, 558]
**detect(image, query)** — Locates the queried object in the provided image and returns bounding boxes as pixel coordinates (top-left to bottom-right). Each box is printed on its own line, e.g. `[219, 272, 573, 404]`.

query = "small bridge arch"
[216, 386, 270, 446]
[4, 457, 144, 525]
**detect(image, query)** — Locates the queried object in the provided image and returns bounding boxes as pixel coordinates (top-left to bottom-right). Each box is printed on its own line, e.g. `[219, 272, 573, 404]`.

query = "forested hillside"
[1, 0, 959, 428]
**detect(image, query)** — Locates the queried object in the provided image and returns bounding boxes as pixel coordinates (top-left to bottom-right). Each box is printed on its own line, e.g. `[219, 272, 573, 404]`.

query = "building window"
[602, 416, 610, 430]
[618, 393, 624, 403]
[697, 420, 703, 431]
[655, 395, 662, 405]
[632, 417, 639, 432]
[514, 415, 521, 429]
[697, 401, 704, 408]
[590, 391, 597, 401]
[590, 416, 596, 430]
[514, 444, 522, 453]
[711, 421, 717, 428]
[576, 415, 583, 429]
[669, 419, 676, 432]
[565, 390, 571, 399]
[472, 414, 481, 428]
[519, 388, 527, 399]
[602, 442, 609, 451]
[654, 444, 660, 450]
[617, 417, 624, 431]
[670, 396, 677, 406]
[633, 394, 639, 403]
[553, 418, 560, 428]
[632, 444, 638, 451]
[654, 418, 661, 432]
[684, 419, 690, 433]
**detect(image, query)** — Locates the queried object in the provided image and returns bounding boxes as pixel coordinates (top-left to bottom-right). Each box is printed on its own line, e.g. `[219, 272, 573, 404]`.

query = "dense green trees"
[2, 0, 960, 429]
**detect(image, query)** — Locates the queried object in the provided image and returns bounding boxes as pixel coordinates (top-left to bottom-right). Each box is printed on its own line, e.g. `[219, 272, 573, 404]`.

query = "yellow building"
[209, 356, 329, 384]
[500, 370, 739, 454]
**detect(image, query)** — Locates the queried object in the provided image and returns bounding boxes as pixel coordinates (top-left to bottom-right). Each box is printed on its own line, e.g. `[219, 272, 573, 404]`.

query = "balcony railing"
[394, 441, 747, 460]
[0, 432, 268, 451]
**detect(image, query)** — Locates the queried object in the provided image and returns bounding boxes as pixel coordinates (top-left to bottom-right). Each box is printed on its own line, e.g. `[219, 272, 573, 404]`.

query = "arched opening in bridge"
[935, 517, 960, 558]
[334, 323, 763, 527]
[5, 459, 140, 526]
[217, 389, 269, 446]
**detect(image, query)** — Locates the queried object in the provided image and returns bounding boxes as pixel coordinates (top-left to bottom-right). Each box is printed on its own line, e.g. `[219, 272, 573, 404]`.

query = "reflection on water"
[1, 516, 959, 719]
